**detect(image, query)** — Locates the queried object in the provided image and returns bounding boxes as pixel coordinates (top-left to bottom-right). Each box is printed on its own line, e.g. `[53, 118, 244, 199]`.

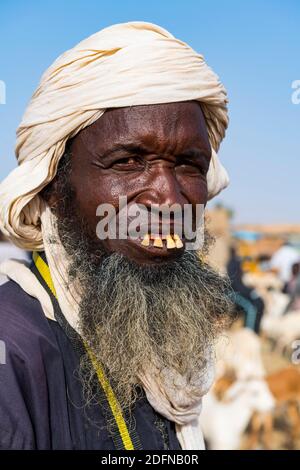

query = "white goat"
[200, 379, 275, 450]
[261, 310, 300, 353]
[263, 290, 290, 318]
[215, 328, 265, 380]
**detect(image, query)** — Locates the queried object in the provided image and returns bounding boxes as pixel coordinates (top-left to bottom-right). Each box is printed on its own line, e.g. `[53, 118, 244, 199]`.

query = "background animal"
[200, 378, 275, 450]
[215, 328, 265, 380]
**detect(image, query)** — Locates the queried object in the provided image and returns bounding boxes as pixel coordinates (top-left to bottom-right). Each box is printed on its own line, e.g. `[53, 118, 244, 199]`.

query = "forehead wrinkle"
[126, 118, 206, 157]
[84, 126, 209, 160]
[73, 102, 209, 158]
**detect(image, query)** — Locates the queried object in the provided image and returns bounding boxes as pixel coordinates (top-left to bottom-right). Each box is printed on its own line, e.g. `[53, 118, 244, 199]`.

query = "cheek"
[70, 171, 135, 227]
[177, 176, 208, 206]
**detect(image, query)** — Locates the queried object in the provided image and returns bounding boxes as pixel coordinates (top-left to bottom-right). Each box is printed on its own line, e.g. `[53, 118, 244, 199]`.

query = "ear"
[40, 177, 61, 210]
[40, 145, 73, 210]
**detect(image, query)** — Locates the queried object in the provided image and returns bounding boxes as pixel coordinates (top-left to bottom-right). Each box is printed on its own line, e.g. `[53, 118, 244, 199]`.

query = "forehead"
[77, 101, 210, 155]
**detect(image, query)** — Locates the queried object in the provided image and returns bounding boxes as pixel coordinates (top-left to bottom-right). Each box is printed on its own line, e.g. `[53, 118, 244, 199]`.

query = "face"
[64, 101, 211, 265]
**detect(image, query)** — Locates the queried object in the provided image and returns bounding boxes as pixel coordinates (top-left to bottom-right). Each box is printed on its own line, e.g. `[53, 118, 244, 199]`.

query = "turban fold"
[0, 21, 229, 250]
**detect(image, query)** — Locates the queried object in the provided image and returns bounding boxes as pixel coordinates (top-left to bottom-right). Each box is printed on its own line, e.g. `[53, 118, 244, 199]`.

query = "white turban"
[0, 21, 229, 250]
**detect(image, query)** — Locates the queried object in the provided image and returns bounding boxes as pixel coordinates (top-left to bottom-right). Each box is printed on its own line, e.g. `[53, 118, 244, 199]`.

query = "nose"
[137, 165, 187, 208]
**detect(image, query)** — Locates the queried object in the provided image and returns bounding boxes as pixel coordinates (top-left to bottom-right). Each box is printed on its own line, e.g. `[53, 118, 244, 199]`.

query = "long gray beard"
[63, 233, 234, 413]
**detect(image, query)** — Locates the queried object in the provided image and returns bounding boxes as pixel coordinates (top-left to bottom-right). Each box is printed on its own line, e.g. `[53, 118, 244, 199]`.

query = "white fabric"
[0, 21, 229, 250]
[139, 355, 215, 450]
[0, 242, 28, 285]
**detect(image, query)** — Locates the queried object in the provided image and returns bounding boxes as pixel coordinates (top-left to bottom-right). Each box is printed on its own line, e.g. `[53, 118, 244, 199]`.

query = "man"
[227, 246, 264, 333]
[284, 262, 300, 313]
[0, 22, 233, 450]
[270, 241, 300, 287]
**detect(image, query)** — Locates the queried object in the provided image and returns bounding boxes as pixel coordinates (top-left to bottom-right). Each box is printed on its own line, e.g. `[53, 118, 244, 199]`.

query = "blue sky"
[0, 0, 299, 223]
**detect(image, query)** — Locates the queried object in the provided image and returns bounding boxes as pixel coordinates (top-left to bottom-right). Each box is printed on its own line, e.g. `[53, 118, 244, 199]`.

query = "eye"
[175, 157, 207, 176]
[111, 156, 144, 171]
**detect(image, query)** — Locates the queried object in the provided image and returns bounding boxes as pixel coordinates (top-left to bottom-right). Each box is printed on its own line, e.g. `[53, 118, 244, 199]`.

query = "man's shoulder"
[0, 280, 50, 348]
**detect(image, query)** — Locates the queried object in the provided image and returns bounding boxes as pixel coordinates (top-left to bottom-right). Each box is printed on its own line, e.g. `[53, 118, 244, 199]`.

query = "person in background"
[284, 261, 300, 313]
[227, 246, 264, 333]
[270, 241, 300, 289]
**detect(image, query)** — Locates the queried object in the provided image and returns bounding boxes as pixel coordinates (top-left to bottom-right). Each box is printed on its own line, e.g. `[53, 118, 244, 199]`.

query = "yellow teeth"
[175, 238, 183, 248]
[140, 234, 183, 249]
[166, 235, 176, 249]
[153, 237, 163, 248]
[173, 234, 183, 248]
[141, 234, 150, 246]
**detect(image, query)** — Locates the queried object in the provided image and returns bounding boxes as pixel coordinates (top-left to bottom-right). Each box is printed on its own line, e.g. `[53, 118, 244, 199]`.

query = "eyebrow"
[178, 148, 211, 160]
[99, 142, 210, 160]
[98, 143, 151, 160]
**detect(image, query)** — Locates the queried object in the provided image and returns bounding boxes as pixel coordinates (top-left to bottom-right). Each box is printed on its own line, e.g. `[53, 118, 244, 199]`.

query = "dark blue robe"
[0, 280, 181, 450]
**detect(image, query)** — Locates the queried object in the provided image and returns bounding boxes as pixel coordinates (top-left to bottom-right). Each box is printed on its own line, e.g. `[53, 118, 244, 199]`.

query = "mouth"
[103, 218, 188, 264]
[125, 232, 186, 261]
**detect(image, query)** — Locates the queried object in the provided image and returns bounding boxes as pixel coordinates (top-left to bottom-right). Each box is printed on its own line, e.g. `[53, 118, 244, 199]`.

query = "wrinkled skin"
[49, 101, 211, 265]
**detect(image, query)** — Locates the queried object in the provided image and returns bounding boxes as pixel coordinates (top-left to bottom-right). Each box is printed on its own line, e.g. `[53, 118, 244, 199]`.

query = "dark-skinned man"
[0, 22, 233, 450]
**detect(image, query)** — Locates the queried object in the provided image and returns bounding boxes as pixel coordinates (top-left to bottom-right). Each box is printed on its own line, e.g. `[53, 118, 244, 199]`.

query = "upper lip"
[133, 222, 184, 238]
